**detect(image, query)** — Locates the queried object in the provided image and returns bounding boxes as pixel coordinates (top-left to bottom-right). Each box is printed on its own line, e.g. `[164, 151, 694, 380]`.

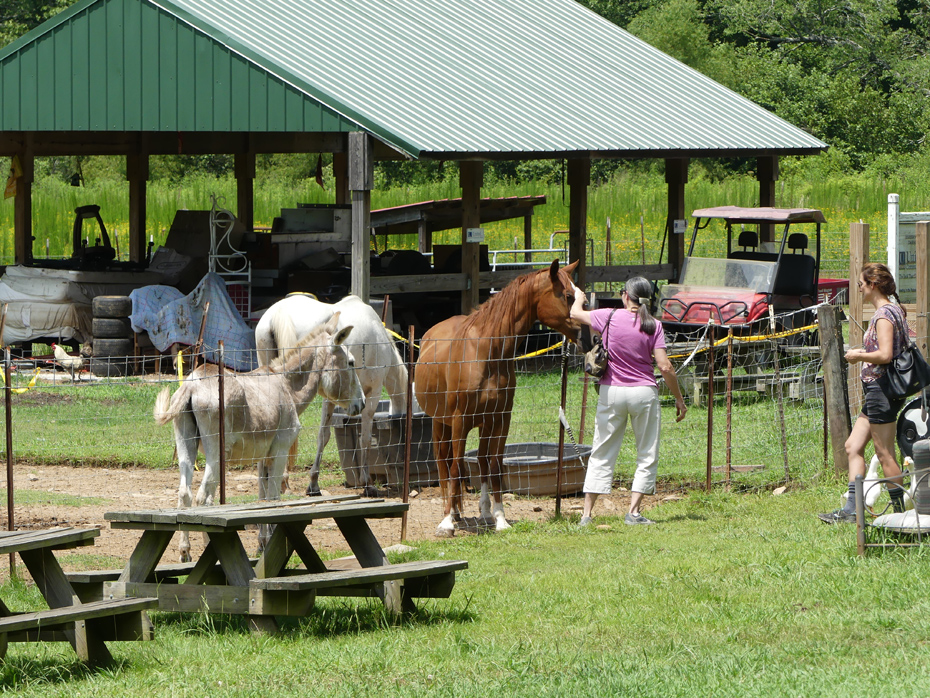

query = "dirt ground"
[0, 463, 649, 571]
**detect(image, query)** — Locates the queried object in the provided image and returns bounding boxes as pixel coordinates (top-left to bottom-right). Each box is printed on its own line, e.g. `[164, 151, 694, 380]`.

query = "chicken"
[52, 343, 84, 380]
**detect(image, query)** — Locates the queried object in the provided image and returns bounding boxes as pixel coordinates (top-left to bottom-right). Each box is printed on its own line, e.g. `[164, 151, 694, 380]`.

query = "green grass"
[2, 487, 929, 695]
[0, 490, 108, 507]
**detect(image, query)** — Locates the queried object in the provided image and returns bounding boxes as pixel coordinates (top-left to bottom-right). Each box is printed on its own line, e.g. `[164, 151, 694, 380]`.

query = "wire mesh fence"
[0, 298, 907, 547]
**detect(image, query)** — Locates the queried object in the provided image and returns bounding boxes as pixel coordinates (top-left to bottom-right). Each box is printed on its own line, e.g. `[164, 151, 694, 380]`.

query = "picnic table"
[0, 527, 157, 665]
[87, 497, 466, 634]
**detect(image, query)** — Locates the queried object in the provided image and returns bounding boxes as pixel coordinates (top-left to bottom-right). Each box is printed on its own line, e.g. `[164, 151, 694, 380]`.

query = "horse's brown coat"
[414, 260, 580, 534]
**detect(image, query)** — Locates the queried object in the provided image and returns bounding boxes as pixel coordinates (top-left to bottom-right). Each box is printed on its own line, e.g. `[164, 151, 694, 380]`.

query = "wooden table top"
[105, 496, 408, 530]
[0, 527, 99, 555]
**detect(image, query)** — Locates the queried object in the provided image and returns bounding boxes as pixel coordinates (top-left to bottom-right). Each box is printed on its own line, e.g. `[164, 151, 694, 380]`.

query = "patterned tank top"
[861, 303, 909, 383]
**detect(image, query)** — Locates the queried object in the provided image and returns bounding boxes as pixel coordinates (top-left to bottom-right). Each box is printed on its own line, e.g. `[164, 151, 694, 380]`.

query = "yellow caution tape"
[0, 368, 40, 393]
[383, 324, 564, 360]
[667, 322, 819, 360]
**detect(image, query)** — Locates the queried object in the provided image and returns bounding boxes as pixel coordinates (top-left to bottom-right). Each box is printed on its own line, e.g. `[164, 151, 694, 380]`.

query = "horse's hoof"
[495, 519, 512, 532]
[305, 486, 322, 497]
[179, 550, 191, 564]
[435, 526, 455, 538]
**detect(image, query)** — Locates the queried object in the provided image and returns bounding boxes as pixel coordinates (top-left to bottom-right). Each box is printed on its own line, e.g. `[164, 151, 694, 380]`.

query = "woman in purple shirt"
[571, 277, 687, 526]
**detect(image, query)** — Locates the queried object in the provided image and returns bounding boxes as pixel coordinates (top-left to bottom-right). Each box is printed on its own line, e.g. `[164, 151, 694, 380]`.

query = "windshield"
[679, 257, 776, 293]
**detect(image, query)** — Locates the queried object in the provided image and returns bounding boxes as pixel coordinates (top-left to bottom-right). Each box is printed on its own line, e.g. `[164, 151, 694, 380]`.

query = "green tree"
[0, 0, 73, 47]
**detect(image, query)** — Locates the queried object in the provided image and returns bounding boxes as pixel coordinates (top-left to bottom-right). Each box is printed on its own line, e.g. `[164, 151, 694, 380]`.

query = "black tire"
[92, 338, 133, 358]
[92, 295, 132, 318]
[92, 317, 132, 339]
[88, 356, 133, 377]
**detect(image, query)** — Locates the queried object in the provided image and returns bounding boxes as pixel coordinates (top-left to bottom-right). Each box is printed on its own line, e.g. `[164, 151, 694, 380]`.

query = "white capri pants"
[583, 384, 661, 495]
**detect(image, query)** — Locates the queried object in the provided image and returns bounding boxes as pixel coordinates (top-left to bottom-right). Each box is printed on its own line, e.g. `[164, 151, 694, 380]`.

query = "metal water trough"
[464, 442, 591, 497]
[332, 399, 438, 490]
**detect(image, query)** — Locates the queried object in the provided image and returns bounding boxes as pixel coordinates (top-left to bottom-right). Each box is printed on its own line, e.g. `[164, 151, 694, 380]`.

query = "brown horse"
[415, 259, 582, 536]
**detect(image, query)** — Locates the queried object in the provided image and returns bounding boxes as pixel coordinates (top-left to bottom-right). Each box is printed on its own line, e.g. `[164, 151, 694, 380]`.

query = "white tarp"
[129, 272, 256, 371]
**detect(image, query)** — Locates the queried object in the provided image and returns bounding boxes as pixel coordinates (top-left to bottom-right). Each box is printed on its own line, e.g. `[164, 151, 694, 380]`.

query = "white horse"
[255, 294, 408, 497]
[154, 313, 365, 561]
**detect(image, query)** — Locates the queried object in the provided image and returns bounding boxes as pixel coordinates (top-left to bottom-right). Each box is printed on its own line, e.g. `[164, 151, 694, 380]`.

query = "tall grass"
[3, 165, 928, 269]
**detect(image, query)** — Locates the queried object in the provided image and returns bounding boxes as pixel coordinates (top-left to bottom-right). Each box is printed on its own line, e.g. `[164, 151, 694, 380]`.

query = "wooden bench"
[67, 560, 257, 602]
[0, 527, 159, 665]
[0, 598, 158, 648]
[249, 560, 468, 614]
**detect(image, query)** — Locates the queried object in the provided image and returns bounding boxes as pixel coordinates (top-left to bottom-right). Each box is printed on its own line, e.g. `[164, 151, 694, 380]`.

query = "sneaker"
[625, 512, 655, 525]
[817, 509, 857, 524]
[578, 516, 593, 528]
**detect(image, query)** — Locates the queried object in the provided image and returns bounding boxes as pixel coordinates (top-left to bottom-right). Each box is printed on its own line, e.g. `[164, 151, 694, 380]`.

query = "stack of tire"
[90, 295, 134, 377]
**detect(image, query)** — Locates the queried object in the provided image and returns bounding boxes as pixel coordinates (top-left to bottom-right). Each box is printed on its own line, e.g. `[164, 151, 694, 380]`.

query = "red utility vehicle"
[658, 206, 824, 338]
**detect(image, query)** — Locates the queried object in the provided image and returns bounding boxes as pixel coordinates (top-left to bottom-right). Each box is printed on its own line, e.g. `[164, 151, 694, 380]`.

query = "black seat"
[737, 230, 758, 251]
[773, 254, 816, 296]
[787, 233, 808, 253]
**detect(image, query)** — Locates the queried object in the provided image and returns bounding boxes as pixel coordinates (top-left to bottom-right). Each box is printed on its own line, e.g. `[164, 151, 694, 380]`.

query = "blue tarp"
[129, 273, 256, 371]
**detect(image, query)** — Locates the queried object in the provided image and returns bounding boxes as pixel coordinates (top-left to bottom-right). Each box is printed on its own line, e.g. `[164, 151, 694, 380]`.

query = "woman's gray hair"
[625, 276, 657, 335]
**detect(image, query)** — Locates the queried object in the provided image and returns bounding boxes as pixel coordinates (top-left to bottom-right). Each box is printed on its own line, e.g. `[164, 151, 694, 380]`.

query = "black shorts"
[861, 381, 905, 424]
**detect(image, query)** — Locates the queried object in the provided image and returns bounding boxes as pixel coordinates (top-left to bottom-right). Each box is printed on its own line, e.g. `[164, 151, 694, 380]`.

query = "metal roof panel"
[0, 0, 828, 157]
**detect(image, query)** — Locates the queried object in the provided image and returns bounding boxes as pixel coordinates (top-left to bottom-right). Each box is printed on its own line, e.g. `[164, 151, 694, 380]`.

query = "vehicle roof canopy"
[690, 206, 826, 225]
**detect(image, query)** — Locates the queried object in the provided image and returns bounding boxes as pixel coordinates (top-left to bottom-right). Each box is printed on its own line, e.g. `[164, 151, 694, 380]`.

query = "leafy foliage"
[0, 0, 70, 47]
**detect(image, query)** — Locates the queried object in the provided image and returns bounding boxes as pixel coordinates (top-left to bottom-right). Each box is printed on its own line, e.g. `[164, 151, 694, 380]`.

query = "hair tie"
[638, 297, 649, 305]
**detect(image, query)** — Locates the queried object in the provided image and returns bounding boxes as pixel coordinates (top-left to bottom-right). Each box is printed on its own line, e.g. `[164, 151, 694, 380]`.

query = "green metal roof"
[0, 0, 361, 134]
[0, 0, 828, 159]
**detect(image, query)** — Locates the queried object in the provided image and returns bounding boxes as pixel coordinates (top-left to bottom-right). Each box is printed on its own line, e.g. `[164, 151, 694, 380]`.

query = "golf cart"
[658, 206, 824, 340]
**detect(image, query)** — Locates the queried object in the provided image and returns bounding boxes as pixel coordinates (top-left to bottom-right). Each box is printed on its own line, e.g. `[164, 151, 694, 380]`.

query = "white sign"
[673, 219, 687, 235]
[466, 227, 485, 243]
[887, 194, 930, 304]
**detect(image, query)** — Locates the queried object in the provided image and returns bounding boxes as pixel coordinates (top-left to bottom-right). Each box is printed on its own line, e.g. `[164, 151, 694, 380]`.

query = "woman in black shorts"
[819, 262, 910, 523]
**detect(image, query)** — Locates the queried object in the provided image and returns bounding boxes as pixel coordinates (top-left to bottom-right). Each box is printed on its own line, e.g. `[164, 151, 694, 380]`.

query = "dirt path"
[1, 463, 643, 570]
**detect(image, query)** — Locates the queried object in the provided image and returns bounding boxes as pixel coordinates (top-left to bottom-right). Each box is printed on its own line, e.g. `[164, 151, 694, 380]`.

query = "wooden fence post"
[848, 222, 869, 417]
[818, 305, 851, 478]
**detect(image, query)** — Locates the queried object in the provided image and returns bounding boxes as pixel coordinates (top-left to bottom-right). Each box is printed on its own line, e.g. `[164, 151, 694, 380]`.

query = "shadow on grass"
[0, 653, 131, 689]
[152, 595, 476, 639]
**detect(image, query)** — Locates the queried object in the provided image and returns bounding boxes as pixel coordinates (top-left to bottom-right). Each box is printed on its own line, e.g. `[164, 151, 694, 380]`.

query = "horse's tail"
[257, 307, 301, 367]
[153, 383, 190, 426]
[383, 339, 410, 415]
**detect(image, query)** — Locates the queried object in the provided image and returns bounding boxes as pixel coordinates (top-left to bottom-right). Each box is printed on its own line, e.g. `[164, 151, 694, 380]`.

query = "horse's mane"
[460, 267, 547, 334]
[267, 321, 333, 372]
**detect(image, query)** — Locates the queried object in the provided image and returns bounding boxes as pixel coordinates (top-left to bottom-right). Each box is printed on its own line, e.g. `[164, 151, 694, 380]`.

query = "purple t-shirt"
[590, 308, 666, 387]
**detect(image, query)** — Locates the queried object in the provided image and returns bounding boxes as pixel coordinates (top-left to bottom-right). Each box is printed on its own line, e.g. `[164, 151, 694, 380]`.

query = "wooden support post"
[417, 219, 430, 255]
[916, 221, 930, 358]
[459, 161, 482, 313]
[757, 156, 779, 243]
[818, 305, 851, 478]
[848, 222, 869, 416]
[234, 151, 255, 233]
[523, 213, 533, 263]
[349, 133, 373, 302]
[127, 151, 149, 263]
[665, 158, 688, 282]
[568, 159, 590, 288]
[332, 151, 349, 206]
[13, 144, 34, 265]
